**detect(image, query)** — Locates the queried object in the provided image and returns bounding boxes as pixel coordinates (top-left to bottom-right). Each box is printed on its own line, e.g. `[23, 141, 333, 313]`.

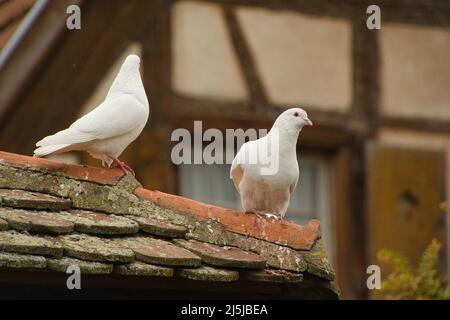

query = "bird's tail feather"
[36, 127, 93, 147]
[34, 144, 72, 157]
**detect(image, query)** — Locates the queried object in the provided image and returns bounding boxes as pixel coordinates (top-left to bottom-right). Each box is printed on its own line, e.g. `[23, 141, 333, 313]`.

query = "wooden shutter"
[367, 145, 446, 267]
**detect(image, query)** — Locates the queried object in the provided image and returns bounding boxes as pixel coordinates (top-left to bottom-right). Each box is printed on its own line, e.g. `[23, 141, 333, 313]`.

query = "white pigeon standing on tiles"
[34, 54, 149, 175]
[230, 108, 313, 220]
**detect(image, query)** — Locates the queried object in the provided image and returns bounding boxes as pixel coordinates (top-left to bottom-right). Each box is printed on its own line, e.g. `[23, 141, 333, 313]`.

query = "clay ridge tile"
[135, 188, 321, 251]
[0, 151, 124, 185]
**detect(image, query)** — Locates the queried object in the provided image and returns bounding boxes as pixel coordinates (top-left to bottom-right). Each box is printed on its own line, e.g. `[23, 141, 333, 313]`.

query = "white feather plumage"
[34, 55, 149, 169]
[230, 108, 312, 219]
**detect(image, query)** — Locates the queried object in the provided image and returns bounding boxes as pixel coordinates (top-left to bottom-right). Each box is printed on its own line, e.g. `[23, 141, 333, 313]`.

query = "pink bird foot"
[112, 158, 135, 176]
[247, 210, 281, 232]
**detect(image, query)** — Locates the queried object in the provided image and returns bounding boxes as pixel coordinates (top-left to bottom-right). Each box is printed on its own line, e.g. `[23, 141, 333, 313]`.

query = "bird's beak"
[305, 118, 313, 126]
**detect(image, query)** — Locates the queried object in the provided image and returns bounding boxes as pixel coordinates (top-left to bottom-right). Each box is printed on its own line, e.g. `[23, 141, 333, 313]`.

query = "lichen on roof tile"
[55, 210, 139, 235]
[242, 269, 304, 283]
[114, 261, 174, 277]
[174, 239, 266, 269]
[0, 230, 63, 257]
[301, 239, 335, 281]
[0, 163, 142, 215]
[0, 189, 72, 211]
[0, 218, 8, 231]
[0, 207, 74, 234]
[0, 252, 47, 269]
[47, 257, 113, 274]
[0, 152, 338, 291]
[120, 236, 201, 267]
[127, 215, 187, 238]
[60, 234, 135, 263]
[0, 151, 124, 185]
[177, 265, 239, 282]
[225, 231, 309, 273]
[135, 188, 321, 250]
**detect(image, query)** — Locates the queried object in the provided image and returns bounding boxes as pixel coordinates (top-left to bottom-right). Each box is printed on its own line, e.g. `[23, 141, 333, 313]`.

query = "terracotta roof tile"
[127, 215, 187, 238]
[60, 234, 135, 263]
[242, 269, 304, 283]
[135, 188, 321, 251]
[0, 207, 74, 234]
[0, 151, 124, 185]
[114, 261, 174, 277]
[0, 151, 338, 297]
[0, 230, 63, 258]
[56, 210, 139, 235]
[0, 218, 8, 231]
[174, 239, 266, 269]
[47, 256, 113, 274]
[177, 265, 239, 282]
[123, 237, 202, 267]
[0, 189, 72, 211]
[0, 252, 46, 269]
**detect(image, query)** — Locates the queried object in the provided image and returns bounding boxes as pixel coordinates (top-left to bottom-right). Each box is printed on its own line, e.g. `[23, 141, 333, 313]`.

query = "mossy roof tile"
[127, 215, 187, 238]
[0, 218, 8, 231]
[120, 236, 201, 267]
[0, 230, 63, 257]
[0, 207, 74, 234]
[174, 239, 266, 269]
[242, 269, 304, 283]
[55, 210, 139, 235]
[0, 189, 72, 211]
[47, 257, 113, 274]
[0, 252, 47, 269]
[0, 151, 337, 294]
[114, 261, 174, 277]
[60, 234, 135, 263]
[177, 265, 239, 282]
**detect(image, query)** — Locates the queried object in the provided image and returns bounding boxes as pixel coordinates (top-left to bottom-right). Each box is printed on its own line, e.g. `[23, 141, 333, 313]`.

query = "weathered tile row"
[127, 215, 187, 238]
[0, 152, 336, 286]
[177, 265, 239, 282]
[47, 257, 113, 274]
[61, 234, 135, 263]
[0, 231, 63, 258]
[174, 239, 267, 269]
[0, 218, 9, 231]
[123, 236, 202, 267]
[55, 210, 139, 235]
[0, 207, 74, 234]
[0, 189, 72, 211]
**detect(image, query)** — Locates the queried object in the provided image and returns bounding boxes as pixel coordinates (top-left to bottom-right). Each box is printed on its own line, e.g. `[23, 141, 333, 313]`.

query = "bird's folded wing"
[36, 95, 146, 147]
[72, 95, 147, 140]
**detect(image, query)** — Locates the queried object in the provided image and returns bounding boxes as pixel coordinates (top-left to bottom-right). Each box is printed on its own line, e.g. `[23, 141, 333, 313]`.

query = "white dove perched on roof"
[34, 54, 149, 175]
[230, 108, 313, 220]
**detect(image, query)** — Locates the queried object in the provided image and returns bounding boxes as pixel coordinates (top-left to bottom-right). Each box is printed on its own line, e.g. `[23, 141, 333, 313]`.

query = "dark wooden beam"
[382, 116, 450, 133]
[0, 0, 166, 155]
[351, 18, 381, 138]
[222, 5, 269, 109]
[0, 0, 84, 123]
[192, 0, 450, 26]
[141, 0, 173, 125]
[164, 94, 354, 149]
[118, 1, 177, 193]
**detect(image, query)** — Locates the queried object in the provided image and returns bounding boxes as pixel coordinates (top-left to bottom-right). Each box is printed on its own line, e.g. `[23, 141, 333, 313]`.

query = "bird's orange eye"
[294, 112, 299, 117]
